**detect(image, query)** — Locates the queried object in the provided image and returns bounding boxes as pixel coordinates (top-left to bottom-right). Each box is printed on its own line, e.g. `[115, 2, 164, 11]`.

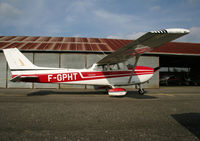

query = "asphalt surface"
[0, 87, 200, 141]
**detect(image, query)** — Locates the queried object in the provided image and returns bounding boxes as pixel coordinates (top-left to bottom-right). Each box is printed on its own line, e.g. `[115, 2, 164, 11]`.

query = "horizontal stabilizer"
[10, 75, 39, 82]
[10, 75, 21, 82]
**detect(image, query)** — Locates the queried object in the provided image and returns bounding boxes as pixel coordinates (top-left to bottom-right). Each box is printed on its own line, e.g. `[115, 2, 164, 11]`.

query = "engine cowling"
[108, 88, 127, 96]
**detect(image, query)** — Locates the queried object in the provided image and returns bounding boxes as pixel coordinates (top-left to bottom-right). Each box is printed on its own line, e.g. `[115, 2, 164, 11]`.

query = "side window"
[118, 63, 127, 70]
[97, 65, 103, 71]
[103, 65, 108, 71]
[110, 64, 118, 70]
[100, 63, 129, 71]
[94, 65, 103, 71]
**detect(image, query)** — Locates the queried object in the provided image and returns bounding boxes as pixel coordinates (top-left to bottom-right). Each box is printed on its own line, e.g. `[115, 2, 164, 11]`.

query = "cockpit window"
[95, 65, 103, 71]
[103, 65, 108, 71]
[109, 64, 118, 70]
[91, 63, 131, 71]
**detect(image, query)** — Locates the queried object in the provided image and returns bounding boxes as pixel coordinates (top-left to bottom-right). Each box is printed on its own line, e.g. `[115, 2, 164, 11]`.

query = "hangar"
[0, 36, 200, 89]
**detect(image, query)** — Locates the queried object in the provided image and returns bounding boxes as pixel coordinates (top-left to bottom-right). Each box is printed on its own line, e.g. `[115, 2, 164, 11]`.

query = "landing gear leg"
[106, 85, 114, 92]
[138, 84, 144, 95]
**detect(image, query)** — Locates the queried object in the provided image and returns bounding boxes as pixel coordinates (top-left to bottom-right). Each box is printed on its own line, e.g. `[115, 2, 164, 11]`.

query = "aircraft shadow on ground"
[123, 91, 156, 99]
[27, 90, 107, 96]
[172, 113, 200, 140]
[27, 90, 157, 99]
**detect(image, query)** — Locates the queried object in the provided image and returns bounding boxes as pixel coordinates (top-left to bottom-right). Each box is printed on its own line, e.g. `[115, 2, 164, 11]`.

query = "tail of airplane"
[3, 48, 59, 82]
[3, 48, 38, 72]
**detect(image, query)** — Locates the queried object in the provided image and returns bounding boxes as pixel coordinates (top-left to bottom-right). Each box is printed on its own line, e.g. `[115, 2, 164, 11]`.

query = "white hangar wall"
[60, 54, 85, 89]
[0, 52, 159, 89]
[138, 56, 159, 88]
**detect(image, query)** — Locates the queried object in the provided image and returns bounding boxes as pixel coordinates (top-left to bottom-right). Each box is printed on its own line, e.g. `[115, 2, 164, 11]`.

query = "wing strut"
[128, 54, 140, 83]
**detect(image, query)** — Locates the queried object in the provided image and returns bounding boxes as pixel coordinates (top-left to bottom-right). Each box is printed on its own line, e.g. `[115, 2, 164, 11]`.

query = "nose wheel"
[138, 84, 145, 95]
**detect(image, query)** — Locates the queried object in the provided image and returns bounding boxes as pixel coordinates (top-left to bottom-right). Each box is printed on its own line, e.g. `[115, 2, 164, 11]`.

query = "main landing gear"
[108, 88, 127, 96]
[107, 84, 145, 96]
[108, 87, 127, 96]
[138, 84, 145, 95]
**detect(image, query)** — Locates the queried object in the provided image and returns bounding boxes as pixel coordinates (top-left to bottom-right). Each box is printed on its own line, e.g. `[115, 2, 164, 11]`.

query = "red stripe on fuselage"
[12, 66, 154, 83]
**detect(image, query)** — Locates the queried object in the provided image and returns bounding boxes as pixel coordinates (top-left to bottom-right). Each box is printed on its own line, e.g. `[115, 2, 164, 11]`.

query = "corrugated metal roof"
[0, 36, 200, 55]
[151, 42, 200, 55]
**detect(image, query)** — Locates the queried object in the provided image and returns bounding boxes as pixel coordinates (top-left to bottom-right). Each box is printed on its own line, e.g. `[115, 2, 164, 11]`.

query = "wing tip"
[151, 28, 190, 34]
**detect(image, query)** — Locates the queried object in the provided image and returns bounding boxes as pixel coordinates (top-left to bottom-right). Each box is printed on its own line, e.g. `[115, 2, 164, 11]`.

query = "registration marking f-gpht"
[48, 73, 78, 82]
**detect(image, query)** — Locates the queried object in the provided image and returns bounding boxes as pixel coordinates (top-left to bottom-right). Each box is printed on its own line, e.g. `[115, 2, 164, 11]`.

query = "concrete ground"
[0, 87, 200, 141]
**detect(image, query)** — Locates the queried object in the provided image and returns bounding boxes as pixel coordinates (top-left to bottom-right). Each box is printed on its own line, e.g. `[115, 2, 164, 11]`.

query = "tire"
[138, 88, 144, 95]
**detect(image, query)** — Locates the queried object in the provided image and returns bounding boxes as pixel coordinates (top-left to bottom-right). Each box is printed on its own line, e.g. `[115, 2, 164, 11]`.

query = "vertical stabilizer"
[3, 48, 37, 70]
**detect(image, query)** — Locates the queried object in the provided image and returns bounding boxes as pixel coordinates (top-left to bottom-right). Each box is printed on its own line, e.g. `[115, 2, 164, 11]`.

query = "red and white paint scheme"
[3, 28, 190, 96]
[108, 88, 127, 96]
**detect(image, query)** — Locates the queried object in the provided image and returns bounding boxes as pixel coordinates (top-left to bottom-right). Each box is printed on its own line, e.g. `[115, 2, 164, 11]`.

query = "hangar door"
[159, 55, 200, 86]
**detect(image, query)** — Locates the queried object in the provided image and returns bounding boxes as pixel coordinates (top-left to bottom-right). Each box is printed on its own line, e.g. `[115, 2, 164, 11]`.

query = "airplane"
[3, 28, 190, 96]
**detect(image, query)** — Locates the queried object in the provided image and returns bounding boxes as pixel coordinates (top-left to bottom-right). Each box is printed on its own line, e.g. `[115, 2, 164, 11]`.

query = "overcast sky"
[0, 0, 200, 42]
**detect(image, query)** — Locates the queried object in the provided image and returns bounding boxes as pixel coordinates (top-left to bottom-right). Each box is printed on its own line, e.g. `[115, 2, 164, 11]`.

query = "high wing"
[97, 28, 190, 65]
